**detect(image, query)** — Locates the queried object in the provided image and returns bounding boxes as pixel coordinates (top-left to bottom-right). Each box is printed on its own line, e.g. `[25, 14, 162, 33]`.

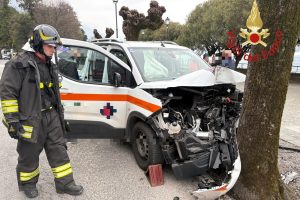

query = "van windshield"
[129, 47, 212, 82]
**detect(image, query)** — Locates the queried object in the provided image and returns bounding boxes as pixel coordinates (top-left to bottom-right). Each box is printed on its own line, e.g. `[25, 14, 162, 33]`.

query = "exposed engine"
[147, 84, 243, 187]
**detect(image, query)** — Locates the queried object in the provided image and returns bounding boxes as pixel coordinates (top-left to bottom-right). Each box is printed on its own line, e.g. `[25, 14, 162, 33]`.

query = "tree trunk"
[125, 26, 141, 41]
[232, 0, 300, 199]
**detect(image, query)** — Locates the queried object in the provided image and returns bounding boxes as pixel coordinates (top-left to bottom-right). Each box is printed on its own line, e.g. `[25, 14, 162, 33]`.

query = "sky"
[64, 0, 206, 40]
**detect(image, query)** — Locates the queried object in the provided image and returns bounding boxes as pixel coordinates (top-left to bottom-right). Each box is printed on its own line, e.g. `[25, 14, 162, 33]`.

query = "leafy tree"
[231, 0, 300, 199]
[3, 0, 38, 49]
[119, 0, 166, 41]
[0, 1, 19, 49]
[9, 12, 33, 50]
[32, 1, 84, 40]
[177, 0, 253, 66]
[1, 0, 85, 50]
[0, 0, 9, 8]
[139, 22, 184, 42]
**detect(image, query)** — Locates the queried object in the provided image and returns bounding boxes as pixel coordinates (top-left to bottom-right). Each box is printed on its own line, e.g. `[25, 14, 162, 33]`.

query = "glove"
[7, 122, 25, 139]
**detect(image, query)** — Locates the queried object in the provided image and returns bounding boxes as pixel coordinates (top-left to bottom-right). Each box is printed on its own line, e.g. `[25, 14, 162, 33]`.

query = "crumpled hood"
[138, 67, 246, 89]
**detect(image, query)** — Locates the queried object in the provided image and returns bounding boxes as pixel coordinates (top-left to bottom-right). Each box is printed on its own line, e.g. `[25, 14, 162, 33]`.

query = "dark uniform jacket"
[0, 51, 65, 143]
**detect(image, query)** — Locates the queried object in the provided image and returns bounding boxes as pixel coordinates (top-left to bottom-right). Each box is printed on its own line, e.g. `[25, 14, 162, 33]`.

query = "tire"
[131, 122, 164, 170]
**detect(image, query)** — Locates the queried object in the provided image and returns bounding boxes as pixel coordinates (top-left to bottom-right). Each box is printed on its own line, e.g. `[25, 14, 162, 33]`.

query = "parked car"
[0, 49, 11, 60]
[238, 46, 300, 73]
[292, 48, 300, 73]
[51, 38, 244, 199]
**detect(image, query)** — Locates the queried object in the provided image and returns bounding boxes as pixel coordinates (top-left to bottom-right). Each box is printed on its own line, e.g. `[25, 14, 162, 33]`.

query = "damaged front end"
[146, 84, 243, 198]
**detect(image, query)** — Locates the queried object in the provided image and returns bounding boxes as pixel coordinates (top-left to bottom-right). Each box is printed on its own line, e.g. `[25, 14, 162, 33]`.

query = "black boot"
[22, 185, 39, 198]
[56, 182, 83, 196]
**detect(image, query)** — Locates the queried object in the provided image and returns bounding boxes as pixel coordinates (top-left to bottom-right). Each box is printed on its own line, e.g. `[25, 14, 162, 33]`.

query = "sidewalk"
[280, 83, 300, 147]
[280, 127, 300, 146]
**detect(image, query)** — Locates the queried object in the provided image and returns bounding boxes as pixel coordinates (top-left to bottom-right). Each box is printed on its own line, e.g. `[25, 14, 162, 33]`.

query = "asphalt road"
[0, 59, 299, 200]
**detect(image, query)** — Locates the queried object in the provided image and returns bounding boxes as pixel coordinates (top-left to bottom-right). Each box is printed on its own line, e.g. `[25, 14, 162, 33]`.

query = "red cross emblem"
[100, 103, 117, 119]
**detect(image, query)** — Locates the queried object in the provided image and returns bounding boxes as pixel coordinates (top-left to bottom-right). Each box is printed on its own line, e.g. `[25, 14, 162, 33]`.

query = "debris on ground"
[281, 171, 298, 184]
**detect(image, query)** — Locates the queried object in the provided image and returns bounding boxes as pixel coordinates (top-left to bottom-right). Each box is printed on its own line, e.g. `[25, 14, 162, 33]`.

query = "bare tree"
[119, 0, 166, 41]
[32, 0, 84, 40]
[17, 0, 41, 17]
[231, 0, 300, 199]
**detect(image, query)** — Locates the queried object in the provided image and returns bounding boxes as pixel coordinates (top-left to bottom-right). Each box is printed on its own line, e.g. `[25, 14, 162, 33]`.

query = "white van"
[56, 38, 245, 199]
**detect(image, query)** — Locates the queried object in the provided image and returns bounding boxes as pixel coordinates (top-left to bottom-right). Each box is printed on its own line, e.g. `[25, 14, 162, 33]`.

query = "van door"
[57, 44, 131, 139]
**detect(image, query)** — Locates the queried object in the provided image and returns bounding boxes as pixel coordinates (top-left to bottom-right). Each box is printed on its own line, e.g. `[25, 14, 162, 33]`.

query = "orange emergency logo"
[226, 0, 283, 63]
[239, 0, 270, 47]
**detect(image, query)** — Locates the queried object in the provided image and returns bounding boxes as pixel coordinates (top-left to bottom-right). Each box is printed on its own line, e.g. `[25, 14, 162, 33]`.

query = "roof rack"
[161, 41, 178, 45]
[145, 41, 178, 45]
[91, 38, 123, 43]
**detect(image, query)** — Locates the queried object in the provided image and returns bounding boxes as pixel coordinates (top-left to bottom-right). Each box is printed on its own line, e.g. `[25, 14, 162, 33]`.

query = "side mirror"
[113, 72, 122, 87]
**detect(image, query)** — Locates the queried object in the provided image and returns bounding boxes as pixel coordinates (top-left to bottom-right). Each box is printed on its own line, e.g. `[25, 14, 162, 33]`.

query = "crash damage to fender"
[140, 67, 244, 199]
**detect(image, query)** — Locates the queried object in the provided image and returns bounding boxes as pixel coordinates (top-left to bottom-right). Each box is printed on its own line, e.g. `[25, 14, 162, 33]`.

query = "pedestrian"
[203, 53, 209, 63]
[0, 24, 83, 198]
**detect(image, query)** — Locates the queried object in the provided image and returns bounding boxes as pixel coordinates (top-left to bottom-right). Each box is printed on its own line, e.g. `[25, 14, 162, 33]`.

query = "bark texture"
[232, 0, 300, 199]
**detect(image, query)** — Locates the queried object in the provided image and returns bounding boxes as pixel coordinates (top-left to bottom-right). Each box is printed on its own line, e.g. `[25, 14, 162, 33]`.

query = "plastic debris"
[281, 171, 298, 184]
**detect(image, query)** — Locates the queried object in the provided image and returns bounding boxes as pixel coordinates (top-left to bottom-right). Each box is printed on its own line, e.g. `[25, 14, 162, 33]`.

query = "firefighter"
[0, 24, 83, 198]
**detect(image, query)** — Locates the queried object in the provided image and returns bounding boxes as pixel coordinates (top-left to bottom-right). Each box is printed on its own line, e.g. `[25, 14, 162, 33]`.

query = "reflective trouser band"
[52, 163, 73, 179]
[1, 100, 19, 114]
[20, 167, 40, 182]
[20, 125, 33, 139]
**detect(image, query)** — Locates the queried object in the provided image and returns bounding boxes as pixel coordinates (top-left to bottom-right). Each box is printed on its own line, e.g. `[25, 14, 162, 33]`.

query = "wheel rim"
[136, 129, 149, 160]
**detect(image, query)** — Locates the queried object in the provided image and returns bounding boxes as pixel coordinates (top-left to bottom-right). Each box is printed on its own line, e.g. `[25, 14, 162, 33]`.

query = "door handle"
[60, 88, 73, 94]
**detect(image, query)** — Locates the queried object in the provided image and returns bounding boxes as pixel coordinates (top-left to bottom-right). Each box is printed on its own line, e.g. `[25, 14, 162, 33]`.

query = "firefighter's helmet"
[30, 24, 62, 54]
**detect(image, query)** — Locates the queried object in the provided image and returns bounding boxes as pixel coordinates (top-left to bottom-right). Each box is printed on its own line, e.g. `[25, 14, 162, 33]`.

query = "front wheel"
[131, 122, 164, 170]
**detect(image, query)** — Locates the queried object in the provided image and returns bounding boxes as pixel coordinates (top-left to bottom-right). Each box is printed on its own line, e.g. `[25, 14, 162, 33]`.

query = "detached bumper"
[191, 155, 241, 199]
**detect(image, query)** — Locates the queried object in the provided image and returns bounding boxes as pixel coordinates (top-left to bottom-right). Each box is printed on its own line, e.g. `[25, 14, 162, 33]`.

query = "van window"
[129, 47, 211, 82]
[57, 46, 127, 86]
[110, 49, 131, 67]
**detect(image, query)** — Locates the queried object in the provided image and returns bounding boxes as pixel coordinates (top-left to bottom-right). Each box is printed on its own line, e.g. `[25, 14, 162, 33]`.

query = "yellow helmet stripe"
[39, 29, 54, 41]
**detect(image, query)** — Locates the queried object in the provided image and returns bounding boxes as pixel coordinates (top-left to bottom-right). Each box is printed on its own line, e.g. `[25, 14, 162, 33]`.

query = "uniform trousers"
[16, 108, 74, 190]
